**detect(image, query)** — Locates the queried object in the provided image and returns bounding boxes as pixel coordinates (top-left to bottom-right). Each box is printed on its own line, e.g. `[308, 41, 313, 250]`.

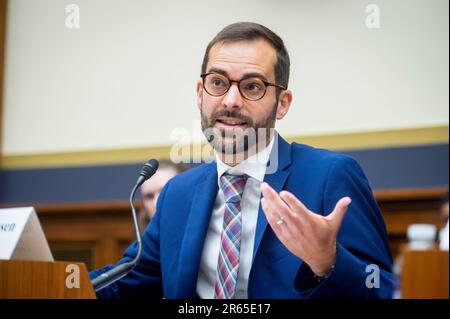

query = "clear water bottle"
[406, 224, 437, 250]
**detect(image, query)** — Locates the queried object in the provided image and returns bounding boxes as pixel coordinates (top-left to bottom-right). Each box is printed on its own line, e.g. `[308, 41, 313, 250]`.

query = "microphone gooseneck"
[91, 159, 159, 292]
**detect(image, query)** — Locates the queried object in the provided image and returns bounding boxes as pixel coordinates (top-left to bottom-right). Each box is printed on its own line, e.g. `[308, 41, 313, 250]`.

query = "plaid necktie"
[214, 173, 249, 299]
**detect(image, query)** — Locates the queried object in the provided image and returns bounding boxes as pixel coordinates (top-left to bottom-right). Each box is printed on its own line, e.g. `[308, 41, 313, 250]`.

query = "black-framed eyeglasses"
[200, 72, 287, 101]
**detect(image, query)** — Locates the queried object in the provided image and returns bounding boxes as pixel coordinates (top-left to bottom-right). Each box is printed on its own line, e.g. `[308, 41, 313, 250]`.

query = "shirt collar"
[215, 137, 275, 183]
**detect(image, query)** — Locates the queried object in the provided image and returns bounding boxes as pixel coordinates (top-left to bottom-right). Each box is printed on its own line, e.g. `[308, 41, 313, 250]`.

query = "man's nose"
[222, 83, 244, 110]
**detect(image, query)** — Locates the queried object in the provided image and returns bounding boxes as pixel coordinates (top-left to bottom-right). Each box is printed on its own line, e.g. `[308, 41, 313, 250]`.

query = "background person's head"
[197, 22, 293, 163]
[140, 160, 187, 222]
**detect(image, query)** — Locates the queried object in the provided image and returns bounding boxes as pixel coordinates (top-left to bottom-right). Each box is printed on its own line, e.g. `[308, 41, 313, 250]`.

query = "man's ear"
[196, 80, 203, 111]
[276, 89, 293, 120]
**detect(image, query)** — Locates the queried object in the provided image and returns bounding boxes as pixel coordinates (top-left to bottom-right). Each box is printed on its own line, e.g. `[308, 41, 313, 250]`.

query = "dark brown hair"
[201, 22, 290, 92]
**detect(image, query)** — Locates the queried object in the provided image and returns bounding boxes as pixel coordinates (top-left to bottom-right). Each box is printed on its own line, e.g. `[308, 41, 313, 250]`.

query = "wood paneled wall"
[377, 188, 447, 258]
[30, 187, 448, 271]
[36, 201, 136, 270]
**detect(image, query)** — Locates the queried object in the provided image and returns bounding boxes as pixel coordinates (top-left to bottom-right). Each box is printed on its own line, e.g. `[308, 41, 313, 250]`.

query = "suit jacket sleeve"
[293, 155, 395, 298]
[88, 182, 169, 299]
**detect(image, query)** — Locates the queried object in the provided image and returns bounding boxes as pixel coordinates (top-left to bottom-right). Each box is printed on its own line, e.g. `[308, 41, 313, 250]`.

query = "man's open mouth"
[215, 117, 248, 128]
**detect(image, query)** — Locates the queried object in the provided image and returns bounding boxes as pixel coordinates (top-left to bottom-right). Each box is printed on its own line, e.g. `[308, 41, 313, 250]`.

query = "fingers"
[326, 197, 352, 230]
[260, 197, 286, 237]
[260, 184, 350, 268]
[279, 190, 313, 220]
[260, 183, 294, 232]
[260, 183, 313, 235]
[260, 183, 292, 217]
[262, 183, 314, 223]
[261, 182, 351, 235]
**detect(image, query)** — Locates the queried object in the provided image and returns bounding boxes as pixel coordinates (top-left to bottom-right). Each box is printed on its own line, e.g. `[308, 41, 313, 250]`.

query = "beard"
[200, 102, 278, 157]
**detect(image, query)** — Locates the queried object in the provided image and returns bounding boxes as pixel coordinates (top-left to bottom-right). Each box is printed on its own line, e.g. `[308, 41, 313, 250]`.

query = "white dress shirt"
[196, 138, 275, 299]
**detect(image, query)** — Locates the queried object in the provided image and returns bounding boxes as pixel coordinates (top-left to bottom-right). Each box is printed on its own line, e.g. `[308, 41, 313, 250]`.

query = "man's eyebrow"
[241, 72, 269, 82]
[206, 68, 269, 82]
[206, 67, 229, 77]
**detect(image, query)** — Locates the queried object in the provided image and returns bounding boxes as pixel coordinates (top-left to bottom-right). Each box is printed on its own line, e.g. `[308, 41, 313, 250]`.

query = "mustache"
[210, 109, 253, 125]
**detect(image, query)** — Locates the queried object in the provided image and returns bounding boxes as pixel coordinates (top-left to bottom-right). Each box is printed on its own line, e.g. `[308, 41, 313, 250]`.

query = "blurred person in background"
[139, 160, 188, 231]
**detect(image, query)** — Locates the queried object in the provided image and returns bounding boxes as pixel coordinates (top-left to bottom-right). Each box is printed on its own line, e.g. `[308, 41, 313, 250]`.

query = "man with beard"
[90, 22, 394, 299]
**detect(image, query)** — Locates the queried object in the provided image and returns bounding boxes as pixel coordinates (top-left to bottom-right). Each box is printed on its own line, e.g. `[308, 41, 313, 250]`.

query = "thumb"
[326, 197, 352, 230]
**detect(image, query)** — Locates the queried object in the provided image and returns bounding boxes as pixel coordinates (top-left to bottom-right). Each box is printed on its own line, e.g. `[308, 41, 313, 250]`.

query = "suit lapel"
[252, 134, 292, 261]
[175, 162, 218, 298]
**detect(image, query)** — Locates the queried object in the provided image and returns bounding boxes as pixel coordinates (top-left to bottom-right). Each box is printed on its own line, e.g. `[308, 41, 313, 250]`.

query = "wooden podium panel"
[0, 260, 96, 299]
[402, 250, 449, 299]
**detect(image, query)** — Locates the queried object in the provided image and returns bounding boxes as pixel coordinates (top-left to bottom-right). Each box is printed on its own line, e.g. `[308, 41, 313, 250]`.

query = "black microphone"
[91, 159, 159, 292]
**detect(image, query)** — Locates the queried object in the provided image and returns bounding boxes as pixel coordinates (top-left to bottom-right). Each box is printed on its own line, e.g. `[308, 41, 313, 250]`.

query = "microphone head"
[140, 159, 159, 181]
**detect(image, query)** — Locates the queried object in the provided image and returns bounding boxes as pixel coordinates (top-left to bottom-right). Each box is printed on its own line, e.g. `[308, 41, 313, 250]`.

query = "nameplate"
[0, 207, 54, 261]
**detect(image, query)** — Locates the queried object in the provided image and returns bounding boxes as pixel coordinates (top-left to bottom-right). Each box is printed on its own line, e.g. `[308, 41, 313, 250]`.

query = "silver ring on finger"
[276, 216, 285, 225]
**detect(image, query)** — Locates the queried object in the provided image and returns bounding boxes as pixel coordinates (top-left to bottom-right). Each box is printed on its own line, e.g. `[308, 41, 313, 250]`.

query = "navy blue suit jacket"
[90, 135, 394, 298]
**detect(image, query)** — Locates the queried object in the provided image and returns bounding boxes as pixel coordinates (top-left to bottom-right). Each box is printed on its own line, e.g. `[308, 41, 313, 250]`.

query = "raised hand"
[260, 182, 352, 277]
